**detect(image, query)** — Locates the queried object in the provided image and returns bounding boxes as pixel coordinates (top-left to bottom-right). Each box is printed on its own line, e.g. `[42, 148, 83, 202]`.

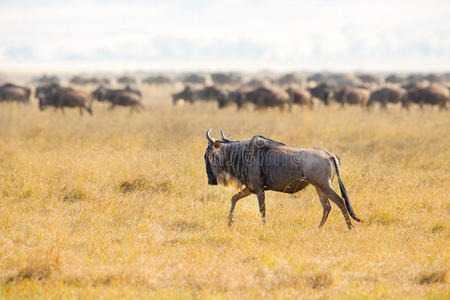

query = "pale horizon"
[1, 0, 449, 73]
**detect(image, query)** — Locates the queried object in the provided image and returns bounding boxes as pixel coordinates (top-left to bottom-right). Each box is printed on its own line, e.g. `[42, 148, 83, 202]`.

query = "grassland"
[0, 85, 449, 299]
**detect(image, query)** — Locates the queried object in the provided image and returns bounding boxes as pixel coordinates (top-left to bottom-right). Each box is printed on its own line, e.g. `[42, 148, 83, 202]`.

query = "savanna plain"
[0, 85, 449, 299]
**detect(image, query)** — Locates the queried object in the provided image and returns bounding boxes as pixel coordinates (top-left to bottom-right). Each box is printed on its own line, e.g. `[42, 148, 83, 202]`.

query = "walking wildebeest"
[333, 87, 370, 107]
[204, 129, 363, 229]
[92, 85, 141, 102]
[108, 91, 144, 112]
[0, 83, 31, 103]
[172, 86, 222, 105]
[404, 84, 448, 110]
[196, 86, 222, 102]
[367, 87, 407, 109]
[308, 83, 333, 106]
[217, 90, 245, 109]
[36, 84, 92, 115]
[172, 86, 194, 105]
[243, 87, 288, 110]
[92, 86, 143, 112]
[286, 87, 313, 111]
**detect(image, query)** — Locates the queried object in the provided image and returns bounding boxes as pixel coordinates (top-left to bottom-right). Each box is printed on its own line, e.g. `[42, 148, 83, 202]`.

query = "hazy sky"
[1, 0, 449, 72]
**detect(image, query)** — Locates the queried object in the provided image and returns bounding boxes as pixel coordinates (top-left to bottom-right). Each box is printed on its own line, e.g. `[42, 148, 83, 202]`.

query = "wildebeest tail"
[331, 156, 363, 222]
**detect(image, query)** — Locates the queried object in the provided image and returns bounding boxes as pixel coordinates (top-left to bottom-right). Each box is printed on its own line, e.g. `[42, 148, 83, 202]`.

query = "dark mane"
[212, 135, 285, 190]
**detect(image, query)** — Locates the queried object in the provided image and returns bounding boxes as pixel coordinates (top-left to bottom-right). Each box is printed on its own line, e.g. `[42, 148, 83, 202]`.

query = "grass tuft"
[119, 176, 151, 193]
[306, 272, 333, 290]
[431, 224, 445, 233]
[416, 270, 447, 285]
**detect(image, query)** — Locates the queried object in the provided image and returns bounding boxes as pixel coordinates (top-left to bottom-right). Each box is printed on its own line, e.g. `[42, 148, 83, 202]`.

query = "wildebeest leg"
[315, 187, 331, 228]
[228, 188, 251, 226]
[60, 106, 65, 114]
[108, 103, 115, 110]
[79, 107, 83, 116]
[257, 191, 266, 224]
[320, 186, 353, 229]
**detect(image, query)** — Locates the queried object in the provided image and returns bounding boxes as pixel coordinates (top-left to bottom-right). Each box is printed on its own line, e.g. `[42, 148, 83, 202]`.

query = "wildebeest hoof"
[228, 219, 234, 226]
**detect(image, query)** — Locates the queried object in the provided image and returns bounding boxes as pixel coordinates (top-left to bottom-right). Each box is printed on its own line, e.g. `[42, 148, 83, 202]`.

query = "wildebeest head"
[204, 128, 236, 186]
[204, 129, 223, 185]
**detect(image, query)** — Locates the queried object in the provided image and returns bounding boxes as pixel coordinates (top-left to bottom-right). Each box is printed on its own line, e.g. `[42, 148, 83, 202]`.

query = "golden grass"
[0, 85, 449, 299]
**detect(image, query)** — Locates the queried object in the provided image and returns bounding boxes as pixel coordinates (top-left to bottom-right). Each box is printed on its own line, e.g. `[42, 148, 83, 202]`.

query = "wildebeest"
[117, 76, 136, 85]
[404, 84, 449, 110]
[333, 87, 370, 107]
[142, 75, 172, 85]
[244, 78, 272, 89]
[286, 87, 312, 110]
[326, 73, 361, 87]
[308, 83, 333, 105]
[276, 73, 304, 87]
[172, 86, 194, 104]
[70, 76, 110, 85]
[91, 86, 143, 111]
[243, 87, 288, 110]
[92, 85, 141, 101]
[422, 74, 444, 84]
[367, 87, 407, 109]
[36, 84, 92, 115]
[196, 86, 222, 101]
[356, 74, 382, 85]
[217, 90, 245, 109]
[31, 75, 60, 85]
[183, 74, 206, 85]
[204, 129, 363, 229]
[211, 73, 242, 86]
[172, 86, 222, 105]
[0, 83, 31, 103]
[107, 91, 143, 112]
[307, 73, 327, 83]
[385, 74, 404, 84]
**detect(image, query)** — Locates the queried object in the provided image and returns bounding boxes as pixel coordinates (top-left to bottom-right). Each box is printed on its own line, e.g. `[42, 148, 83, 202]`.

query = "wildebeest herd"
[171, 73, 449, 110]
[0, 82, 144, 114]
[0, 72, 449, 113]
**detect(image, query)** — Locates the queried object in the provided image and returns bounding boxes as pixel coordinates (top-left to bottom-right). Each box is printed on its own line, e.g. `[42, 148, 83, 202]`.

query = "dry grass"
[0, 84, 449, 299]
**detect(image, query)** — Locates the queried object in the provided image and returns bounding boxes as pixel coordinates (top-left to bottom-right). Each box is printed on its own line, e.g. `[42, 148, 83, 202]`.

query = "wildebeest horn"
[220, 129, 230, 142]
[206, 128, 215, 144]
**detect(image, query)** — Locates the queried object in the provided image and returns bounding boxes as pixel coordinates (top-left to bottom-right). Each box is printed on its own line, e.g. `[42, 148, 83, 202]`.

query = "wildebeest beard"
[205, 154, 218, 185]
[205, 142, 249, 188]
